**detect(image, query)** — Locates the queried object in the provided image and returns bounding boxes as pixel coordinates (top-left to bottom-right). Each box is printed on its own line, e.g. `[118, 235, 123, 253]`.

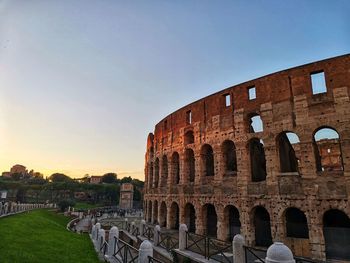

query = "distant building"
[90, 176, 102, 184]
[119, 183, 134, 209]
[10, 164, 27, 174]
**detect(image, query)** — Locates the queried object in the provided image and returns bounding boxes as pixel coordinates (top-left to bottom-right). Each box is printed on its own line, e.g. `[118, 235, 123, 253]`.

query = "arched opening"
[147, 200, 152, 222]
[148, 163, 153, 189]
[248, 113, 264, 133]
[161, 155, 168, 187]
[253, 206, 272, 247]
[169, 202, 180, 230]
[159, 202, 167, 227]
[171, 152, 180, 184]
[202, 204, 217, 237]
[149, 146, 154, 160]
[201, 144, 214, 177]
[184, 203, 196, 233]
[249, 139, 267, 182]
[224, 205, 241, 241]
[323, 209, 350, 260]
[222, 140, 237, 175]
[185, 148, 195, 183]
[185, 130, 195, 145]
[154, 158, 159, 188]
[153, 200, 158, 224]
[313, 127, 343, 172]
[278, 132, 300, 173]
[285, 208, 309, 238]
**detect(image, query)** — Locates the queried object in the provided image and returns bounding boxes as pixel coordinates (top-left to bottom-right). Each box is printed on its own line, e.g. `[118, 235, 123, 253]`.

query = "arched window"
[253, 206, 272, 247]
[169, 202, 180, 230]
[171, 152, 180, 184]
[148, 163, 153, 189]
[161, 155, 168, 187]
[222, 140, 237, 175]
[184, 203, 196, 233]
[313, 127, 343, 172]
[224, 205, 241, 241]
[185, 148, 195, 182]
[323, 209, 350, 260]
[285, 208, 309, 238]
[159, 202, 167, 227]
[278, 132, 300, 173]
[202, 204, 217, 237]
[153, 200, 158, 224]
[184, 130, 194, 145]
[154, 158, 159, 188]
[248, 113, 264, 133]
[249, 138, 267, 182]
[201, 144, 214, 177]
[147, 200, 152, 222]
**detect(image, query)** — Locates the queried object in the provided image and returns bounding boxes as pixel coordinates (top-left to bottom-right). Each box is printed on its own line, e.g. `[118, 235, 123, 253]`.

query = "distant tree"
[11, 173, 23, 181]
[57, 199, 76, 212]
[119, 176, 132, 184]
[49, 173, 72, 182]
[101, 173, 117, 184]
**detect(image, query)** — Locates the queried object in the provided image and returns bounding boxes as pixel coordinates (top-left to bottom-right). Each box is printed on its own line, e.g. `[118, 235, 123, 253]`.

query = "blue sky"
[0, 0, 349, 179]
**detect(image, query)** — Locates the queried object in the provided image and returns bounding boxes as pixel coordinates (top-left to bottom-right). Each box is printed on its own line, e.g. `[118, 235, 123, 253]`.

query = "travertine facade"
[144, 54, 350, 261]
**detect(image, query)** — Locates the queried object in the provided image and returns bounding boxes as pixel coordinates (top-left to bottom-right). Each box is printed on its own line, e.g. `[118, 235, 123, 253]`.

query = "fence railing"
[143, 224, 154, 241]
[148, 255, 163, 263]
[113, 237, 139, 263]
[158, 231, 179, 252]
[185, 232, 232, 263]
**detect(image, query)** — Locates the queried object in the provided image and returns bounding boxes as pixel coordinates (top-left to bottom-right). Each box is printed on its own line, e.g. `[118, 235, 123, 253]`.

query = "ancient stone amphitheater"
[143, 54, 350, 262]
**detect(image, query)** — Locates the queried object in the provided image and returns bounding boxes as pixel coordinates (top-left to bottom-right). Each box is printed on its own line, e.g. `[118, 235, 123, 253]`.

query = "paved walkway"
[75, 216, 91, 232]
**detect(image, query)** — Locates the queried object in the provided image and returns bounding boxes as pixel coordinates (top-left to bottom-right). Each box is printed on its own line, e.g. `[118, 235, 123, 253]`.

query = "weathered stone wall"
[144, 54, 350, 261]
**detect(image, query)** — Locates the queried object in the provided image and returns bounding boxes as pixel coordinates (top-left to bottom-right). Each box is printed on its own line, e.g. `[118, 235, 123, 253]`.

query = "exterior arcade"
[143, 54, 350, 262]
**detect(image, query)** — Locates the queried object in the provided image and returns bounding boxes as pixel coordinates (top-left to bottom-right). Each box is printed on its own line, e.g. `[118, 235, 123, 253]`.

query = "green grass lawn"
[0, 209, 100, 263]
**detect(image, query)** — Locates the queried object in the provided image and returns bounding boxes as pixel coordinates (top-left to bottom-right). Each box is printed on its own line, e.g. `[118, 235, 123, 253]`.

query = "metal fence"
[158, 231, 179, 252]
[185, 232, 232, 263]
[113, 237, 139, 263]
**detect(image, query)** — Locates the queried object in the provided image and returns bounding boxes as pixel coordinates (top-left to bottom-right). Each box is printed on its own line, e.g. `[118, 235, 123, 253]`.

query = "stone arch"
[284, 207, 309, 238]
[171, 152, 180, 184]
[248, 113, 264, 133]
[154, 158, 159, 188]
[252, 206, 272, 247]
[323, 209, 350, 260]
[161, 155, 168, 187]
[184, 148, 195, 182]
[313, 127, 344, 172]
[159, 201, 167, 227]
[223, 205, 241, 241]
[202, 203, 217, 237]
[147, 200, 152, 222]
[201, 144, 214, 177]
[153, 200, 158, 224]
[249, 138, 267, 182]
[277, 132, 300, 173]
[169, 202, 180, 230]
[221, 140, 237, 175]
[148, 162, 153, 189]
[184, 203, 196, 233]
[184, 130, 194, 145]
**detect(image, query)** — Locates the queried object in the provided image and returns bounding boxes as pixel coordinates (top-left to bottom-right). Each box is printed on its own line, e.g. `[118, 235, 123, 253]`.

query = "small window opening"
[225, 94, 231, 107]
[311, 71, 327, 95]
[248, 86, 256, 100]
[164, 120, 167, 130]
[249, 114, 263, 133]
[186, 110, 192, 124]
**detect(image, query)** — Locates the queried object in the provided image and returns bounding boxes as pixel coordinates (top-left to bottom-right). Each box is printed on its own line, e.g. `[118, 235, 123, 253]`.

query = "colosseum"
[143, 54, 350, 262]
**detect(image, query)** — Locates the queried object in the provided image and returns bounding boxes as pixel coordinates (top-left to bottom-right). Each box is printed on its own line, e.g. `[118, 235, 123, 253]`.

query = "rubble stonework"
[144, 54, 350, 261]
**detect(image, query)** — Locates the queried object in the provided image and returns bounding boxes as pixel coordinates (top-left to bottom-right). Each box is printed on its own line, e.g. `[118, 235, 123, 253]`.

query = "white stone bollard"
[179, 224, 188, 251]
[95, 223, 101, 241]
[154, 225, 161, 246]
[265, 242, 295, 263]
[232, 234, 245, 263]
[138, 240, 153, 263]
[107, 226, 119, 258]
[98, 229, 106, 252]
[140, 219, 146, 236]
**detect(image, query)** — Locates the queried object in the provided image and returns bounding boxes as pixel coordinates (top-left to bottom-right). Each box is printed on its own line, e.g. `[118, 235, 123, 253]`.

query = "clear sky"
[0, 0, 349, 180]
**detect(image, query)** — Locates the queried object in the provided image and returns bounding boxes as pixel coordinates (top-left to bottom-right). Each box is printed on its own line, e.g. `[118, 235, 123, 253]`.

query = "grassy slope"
[0, 210, 99, 263]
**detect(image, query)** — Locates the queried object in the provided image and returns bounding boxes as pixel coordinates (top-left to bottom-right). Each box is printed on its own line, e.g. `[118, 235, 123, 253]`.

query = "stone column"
[98, 228, 105, 252]
[216, 206, 226, 241]
[140, 219, 146, 236]
[195, 204, 205, 235]
[138, 240, 153, 263]
[179, 224, 188, 250]
[95, 223, 101, 242]
[233, 234, 245, 263]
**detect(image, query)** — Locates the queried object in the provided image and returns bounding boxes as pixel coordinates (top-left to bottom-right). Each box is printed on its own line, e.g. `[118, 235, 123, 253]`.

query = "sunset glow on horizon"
[0, 0, 349, 180]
